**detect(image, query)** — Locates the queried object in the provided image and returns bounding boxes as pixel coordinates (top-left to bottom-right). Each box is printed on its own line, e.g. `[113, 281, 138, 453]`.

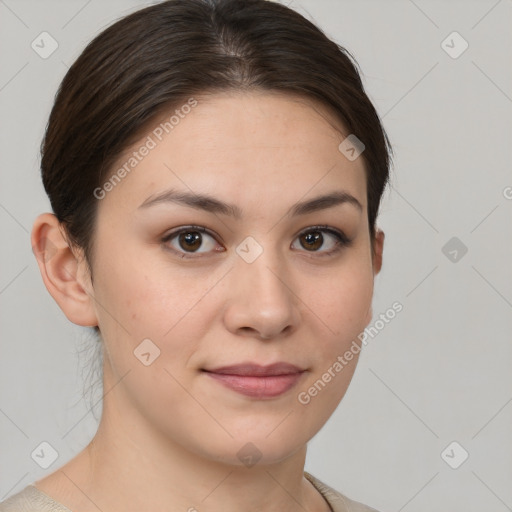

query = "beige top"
[0, 471, 379, 512]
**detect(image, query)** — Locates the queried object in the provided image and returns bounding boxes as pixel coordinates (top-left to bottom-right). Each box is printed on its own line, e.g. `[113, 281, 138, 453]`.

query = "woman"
[0, 0, 392, 510]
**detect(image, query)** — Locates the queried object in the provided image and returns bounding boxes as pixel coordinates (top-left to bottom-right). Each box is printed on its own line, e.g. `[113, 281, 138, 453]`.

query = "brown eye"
[291, 226, 351, 256]
[162, 226, 220, 256]
[178, 231, 202, 251]
[299, 231, 323, 251]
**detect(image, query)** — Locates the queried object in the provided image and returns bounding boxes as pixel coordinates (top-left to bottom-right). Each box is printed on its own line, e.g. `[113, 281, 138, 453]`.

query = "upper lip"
[203, 362, 305, 376]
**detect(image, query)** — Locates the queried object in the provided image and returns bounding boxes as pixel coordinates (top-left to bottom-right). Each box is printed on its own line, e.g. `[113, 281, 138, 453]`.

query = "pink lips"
[202, 363, 306, 398]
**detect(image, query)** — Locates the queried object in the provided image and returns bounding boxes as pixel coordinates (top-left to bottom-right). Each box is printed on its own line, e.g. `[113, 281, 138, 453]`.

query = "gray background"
[1, 0, 511, 510]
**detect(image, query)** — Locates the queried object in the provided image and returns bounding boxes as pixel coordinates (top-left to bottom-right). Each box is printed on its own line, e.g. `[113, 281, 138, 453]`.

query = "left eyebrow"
[138, 188, 363, 217]
[291, 191, 363, 215]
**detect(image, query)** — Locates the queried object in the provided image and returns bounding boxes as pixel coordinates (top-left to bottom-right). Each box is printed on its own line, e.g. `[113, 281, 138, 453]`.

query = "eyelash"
[161, 225, 352, 259]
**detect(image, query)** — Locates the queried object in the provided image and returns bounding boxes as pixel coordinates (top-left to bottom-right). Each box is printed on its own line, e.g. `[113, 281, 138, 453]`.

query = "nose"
[223, 249, 300, 341]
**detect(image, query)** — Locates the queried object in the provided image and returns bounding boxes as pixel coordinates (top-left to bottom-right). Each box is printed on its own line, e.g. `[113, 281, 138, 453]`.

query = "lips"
[204, 362, 304, 376]
[202, 362, 306, 398]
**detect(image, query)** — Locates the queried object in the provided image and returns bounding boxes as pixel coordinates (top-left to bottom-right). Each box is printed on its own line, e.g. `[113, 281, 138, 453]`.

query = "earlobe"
[372, 228, 385, 275]
[31, 213, 98, 327]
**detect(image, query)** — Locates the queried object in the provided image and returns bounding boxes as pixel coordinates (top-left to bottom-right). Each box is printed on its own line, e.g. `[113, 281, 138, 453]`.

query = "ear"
[31, 213, 98, 327]
[372, 228, 385, 275]
[363, 228, 385, 327]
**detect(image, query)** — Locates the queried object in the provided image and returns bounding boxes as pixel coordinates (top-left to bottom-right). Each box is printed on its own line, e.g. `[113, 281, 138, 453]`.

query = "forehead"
[97, 91, 367, 215]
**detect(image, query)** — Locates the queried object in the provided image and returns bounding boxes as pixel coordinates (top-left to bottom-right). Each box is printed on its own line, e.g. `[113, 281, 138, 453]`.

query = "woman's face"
[87, 91, 383, 466]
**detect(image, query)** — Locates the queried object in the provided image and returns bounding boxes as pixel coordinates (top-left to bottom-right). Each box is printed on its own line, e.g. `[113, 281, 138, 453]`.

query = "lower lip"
[204, 371, 305, 398]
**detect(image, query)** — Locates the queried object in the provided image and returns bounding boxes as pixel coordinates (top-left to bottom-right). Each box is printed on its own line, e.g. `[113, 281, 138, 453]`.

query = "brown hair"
[41, 0, 393, 322]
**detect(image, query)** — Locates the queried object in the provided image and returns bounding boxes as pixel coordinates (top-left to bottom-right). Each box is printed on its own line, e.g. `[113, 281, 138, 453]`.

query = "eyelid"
[163, 225, 207, 237]
[294, 224, 351, 244]
[161, 225, 223, 259]
[292, 224, 352, 257]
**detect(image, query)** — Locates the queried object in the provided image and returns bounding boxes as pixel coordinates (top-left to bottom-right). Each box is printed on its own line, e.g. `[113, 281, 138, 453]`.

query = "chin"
[193, 428, 309, 469]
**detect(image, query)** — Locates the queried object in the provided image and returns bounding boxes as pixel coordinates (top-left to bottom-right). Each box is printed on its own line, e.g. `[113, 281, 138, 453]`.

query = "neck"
[56, 363, 329, 512]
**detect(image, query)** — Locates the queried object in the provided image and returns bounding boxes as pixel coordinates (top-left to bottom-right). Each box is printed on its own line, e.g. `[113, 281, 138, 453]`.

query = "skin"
[31, 90, 384, 512]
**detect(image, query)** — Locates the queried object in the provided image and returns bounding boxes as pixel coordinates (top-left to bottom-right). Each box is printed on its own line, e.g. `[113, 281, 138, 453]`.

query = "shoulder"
[2, 475, 380, 512]
[304, 471, 381, 512]
[0, 485, 72, 512]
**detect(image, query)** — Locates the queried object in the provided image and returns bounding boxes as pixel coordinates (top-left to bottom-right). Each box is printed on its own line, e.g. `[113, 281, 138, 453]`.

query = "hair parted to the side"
[41, 0, 393, 344]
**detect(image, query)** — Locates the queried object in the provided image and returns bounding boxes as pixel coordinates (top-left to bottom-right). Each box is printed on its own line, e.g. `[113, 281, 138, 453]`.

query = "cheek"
[95, 247, 211, 336]
[307, 263, 374, 341]
[93, 261, 228, 405]
[294, 267, 373, 426]
[92, 259, 209, 403]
